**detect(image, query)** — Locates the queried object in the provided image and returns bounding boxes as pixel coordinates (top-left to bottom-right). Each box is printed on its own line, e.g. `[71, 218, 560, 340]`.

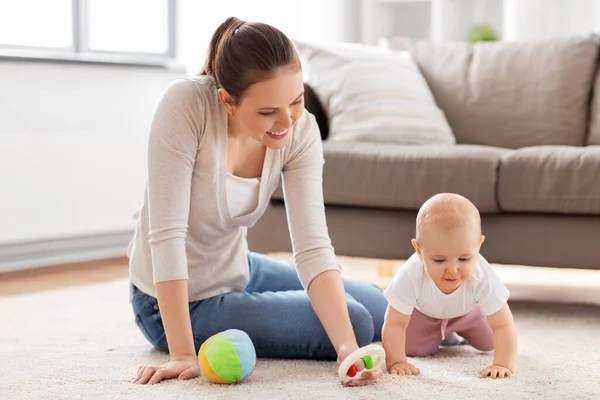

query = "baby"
[382, 193, 518, 379]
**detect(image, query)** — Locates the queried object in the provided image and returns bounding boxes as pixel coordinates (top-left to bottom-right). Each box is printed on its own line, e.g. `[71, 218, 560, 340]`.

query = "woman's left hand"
[337, 344, 383, 387]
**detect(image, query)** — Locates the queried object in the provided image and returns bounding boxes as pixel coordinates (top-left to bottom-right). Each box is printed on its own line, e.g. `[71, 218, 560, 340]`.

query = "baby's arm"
[482, 304, 518, 378]
[382, 305, 420, 376]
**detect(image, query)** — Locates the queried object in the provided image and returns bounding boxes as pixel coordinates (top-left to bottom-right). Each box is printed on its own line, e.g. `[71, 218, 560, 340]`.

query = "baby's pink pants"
[405, 306, 494, 356]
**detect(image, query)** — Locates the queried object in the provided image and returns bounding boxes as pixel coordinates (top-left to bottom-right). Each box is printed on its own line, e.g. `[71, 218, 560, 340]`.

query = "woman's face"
[220, 67, 305, 150]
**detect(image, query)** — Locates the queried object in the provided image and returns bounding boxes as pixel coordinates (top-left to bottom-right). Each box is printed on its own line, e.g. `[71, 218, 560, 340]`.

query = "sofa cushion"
[380, 35, 600, 149]
[293, 40, 455, 145]
[272, 143, 509, 213]
[498, 146, 600, 214]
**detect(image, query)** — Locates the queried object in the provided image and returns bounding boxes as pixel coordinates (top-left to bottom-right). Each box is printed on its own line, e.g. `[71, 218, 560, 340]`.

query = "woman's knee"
[347, 301, 374, 347]
[343, 281, 386, 327]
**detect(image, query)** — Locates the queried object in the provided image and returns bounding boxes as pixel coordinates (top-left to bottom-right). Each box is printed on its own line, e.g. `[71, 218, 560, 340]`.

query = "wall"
[178, 0, 360, 74]
[360, 0, 504, 44]
[363, 0, 600, 44]
[504, 0, 600, 41]
[438, 0, 504, 41]
[0, 61, 182, 271]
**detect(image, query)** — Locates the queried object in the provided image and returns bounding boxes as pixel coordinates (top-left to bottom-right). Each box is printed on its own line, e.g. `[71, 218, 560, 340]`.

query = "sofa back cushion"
[294, 40, 456, 146]
[381, 35, 599, 148]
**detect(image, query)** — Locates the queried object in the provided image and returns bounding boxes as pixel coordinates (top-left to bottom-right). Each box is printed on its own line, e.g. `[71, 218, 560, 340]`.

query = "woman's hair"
[200, 17, 300, 104]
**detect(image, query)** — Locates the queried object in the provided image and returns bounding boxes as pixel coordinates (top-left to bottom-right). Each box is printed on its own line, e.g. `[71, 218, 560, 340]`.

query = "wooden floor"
[0, 254, 391, 297]
[3, 255, 600, 307]
[0, 257, 129, 297]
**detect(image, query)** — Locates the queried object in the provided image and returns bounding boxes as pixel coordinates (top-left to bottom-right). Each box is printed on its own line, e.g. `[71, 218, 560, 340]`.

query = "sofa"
[247, 35, 600, 271]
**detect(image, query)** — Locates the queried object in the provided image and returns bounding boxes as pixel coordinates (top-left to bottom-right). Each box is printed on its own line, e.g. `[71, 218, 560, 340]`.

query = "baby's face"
[414, 225, 483, 294]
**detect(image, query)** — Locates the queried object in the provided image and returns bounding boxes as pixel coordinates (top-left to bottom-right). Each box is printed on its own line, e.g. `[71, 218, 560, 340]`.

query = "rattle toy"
[198, 329, 256, 384]
[338, 344, 386, 383]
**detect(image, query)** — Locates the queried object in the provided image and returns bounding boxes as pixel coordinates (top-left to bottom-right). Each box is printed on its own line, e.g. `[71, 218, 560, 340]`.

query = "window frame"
[0, 0, 178, 68]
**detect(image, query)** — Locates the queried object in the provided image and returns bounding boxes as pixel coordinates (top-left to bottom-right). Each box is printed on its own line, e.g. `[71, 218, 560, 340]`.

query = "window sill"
[0, 49, 186, 72]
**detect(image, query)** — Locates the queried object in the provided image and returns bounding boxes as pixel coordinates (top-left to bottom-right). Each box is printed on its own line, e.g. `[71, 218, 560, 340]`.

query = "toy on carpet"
[338, 344, 386, 383]
[198, 329, 256, 384]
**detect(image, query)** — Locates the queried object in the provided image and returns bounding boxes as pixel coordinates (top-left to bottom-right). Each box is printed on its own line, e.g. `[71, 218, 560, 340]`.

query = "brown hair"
[200, 17, 300, 104]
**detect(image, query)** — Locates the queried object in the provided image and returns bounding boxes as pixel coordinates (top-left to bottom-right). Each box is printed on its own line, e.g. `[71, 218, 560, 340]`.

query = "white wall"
[0, 61, 181, 245]
[361, 0, 505, 44]
[363, 0, 600, 44]
[436, 0, 504, 41]
[178, 0, 360, 74]
[504, 0, 600, 41]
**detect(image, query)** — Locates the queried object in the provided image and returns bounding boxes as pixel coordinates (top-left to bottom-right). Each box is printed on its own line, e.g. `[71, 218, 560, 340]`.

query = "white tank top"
[226, 172, 261, 218]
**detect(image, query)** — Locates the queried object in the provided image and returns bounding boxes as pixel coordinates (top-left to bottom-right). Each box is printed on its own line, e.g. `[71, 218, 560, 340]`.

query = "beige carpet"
[2, 262, 600, 399]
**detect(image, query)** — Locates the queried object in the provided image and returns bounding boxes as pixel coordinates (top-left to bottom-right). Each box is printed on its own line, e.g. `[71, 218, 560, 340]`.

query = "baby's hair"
[415, 193, 481, 241]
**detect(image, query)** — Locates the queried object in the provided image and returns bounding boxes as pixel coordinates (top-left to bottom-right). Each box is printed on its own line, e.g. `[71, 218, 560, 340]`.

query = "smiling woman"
[126, 16, 388, 387]
[201, 17, 304, 151]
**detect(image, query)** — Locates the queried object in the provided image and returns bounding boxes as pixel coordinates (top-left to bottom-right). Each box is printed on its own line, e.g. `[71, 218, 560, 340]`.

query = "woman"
[128, 16, 387, 386]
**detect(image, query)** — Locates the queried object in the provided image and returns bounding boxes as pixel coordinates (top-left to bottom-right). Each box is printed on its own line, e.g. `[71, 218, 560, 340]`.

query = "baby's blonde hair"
[415, 193, 481, 242]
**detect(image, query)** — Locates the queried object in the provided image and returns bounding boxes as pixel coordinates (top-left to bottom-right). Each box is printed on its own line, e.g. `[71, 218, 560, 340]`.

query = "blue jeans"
[131, 252, 387, 360]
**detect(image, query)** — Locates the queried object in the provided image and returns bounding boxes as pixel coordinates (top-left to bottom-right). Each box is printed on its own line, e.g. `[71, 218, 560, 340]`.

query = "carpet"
[1, 268, 600, 399]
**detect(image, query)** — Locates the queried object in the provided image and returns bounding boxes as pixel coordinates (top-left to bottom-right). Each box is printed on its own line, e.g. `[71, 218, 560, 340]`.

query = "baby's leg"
[448, 306, 494, 351]
[405, 309, 443, 356]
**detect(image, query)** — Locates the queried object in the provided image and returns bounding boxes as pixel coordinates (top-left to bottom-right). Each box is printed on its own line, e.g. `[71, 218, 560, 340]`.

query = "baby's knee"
[405, 341, 439, 357]
[347, 302, 374, 347]
[473, 340, 494, 352]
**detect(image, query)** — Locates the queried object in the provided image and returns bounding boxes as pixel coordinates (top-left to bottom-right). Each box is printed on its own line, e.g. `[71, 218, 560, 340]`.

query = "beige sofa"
[247, 36, 600, 270]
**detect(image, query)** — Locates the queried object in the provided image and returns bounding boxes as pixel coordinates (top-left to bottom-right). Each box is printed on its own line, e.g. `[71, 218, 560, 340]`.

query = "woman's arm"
[307, 270, 382, 386]
[307, 270, 359, 355]
[281, 112, 380, 385]
[156, 280, 196, 359]
[133, 79, 204, 384]
[133, 280, 200, 385]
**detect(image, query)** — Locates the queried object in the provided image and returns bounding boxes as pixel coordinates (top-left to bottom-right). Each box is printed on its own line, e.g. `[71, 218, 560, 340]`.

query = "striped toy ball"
[198, 329, 256, 384]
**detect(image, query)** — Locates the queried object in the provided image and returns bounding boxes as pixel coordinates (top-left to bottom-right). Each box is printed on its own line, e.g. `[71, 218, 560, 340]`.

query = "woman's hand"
[132, 355, 201, 384]
[337, 343, 383, 387]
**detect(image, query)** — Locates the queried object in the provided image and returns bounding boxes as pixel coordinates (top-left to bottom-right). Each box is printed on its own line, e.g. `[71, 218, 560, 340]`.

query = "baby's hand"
[480, 364, 513, 379]
[389, 361, 420, 376]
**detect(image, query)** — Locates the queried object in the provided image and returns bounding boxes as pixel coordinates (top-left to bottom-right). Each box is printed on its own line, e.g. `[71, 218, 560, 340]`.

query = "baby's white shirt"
[383, 253, 510, 319]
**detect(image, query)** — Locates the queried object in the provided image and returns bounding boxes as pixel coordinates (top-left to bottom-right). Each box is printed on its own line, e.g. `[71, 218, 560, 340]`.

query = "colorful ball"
[198, 329, 256, 384]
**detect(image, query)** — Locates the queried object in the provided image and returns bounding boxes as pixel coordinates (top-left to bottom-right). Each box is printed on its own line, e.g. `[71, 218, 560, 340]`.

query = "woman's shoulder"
[161, 75, 219, 104]
[150, 75, 222, 144]
[282, 109, 321, 161]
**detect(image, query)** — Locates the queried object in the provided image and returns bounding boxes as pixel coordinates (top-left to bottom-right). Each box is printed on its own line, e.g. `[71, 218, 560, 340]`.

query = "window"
[0, 0, 176, 65]
[0, 0, 73, 48]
